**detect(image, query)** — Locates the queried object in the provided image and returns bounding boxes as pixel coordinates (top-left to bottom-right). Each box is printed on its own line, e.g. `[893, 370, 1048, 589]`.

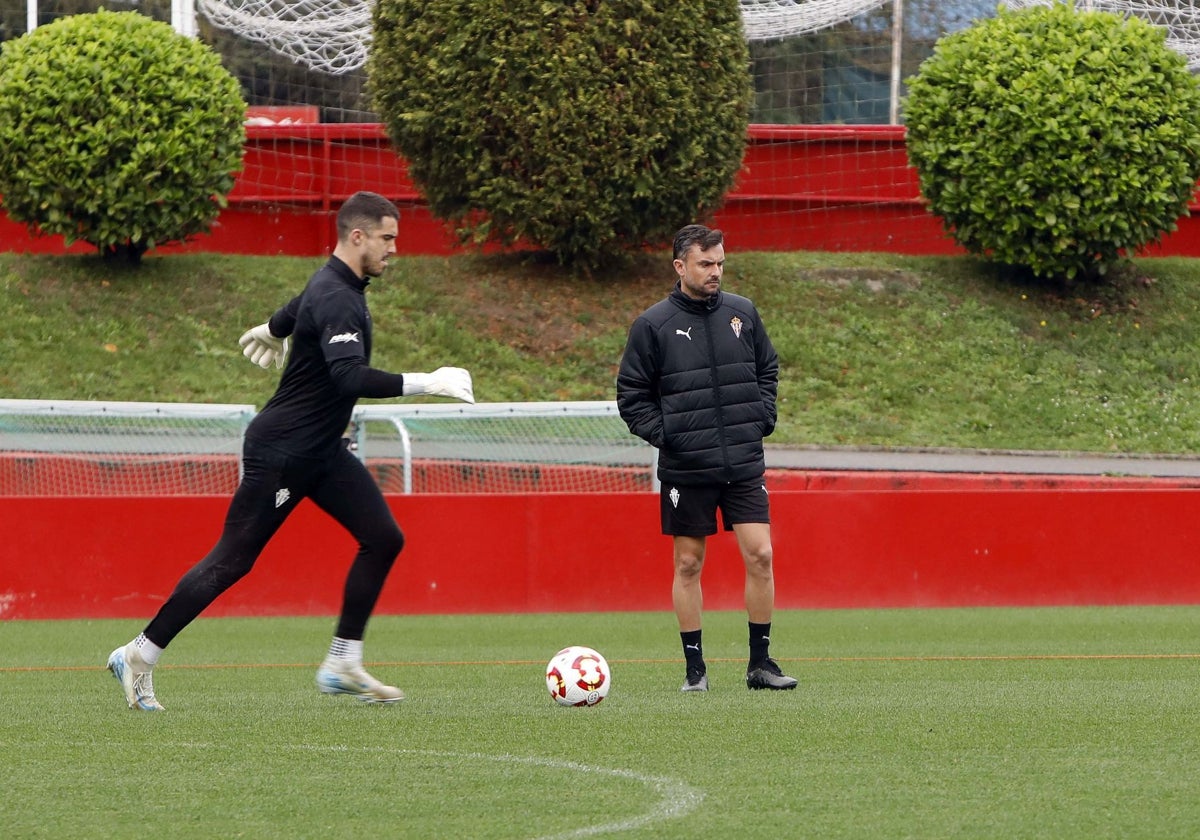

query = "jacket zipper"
[702, 308, 732, 480]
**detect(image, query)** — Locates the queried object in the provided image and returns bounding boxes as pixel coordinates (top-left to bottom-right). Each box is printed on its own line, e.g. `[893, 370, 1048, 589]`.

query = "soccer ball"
[545, 645, 611, 707]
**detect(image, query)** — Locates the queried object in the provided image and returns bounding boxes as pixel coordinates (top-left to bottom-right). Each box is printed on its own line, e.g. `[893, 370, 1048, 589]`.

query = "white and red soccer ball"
[545, 645, 611, 707]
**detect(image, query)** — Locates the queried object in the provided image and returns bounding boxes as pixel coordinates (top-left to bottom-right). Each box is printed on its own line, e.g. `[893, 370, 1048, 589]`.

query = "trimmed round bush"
[369, 0, 751, 270]
[0, 10, 246, 262]
[904, 4, 1200, 280]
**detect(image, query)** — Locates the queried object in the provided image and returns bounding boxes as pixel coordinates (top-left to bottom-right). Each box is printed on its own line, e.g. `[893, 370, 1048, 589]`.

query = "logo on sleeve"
[329, 331, 360, 345]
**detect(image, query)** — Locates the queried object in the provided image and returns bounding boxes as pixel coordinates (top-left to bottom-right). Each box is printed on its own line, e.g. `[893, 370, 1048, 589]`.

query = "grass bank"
[3, 250, 1200, 454]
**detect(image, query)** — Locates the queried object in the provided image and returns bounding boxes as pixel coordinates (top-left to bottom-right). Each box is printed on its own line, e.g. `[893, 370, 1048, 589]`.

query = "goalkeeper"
[106, 191, 473, 711]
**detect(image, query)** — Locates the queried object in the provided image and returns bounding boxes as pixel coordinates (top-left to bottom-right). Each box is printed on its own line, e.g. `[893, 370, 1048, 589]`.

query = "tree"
[369, 0, 752, 270]
[0, 10, 246, 263]
[904, 4, 1200, 281]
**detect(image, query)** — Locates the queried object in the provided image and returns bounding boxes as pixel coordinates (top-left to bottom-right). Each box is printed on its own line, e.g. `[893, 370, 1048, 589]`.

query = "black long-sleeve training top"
[244, 255, 408, 459]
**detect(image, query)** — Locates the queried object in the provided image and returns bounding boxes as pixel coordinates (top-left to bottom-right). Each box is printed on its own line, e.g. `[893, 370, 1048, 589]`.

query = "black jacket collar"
[669, 281, 721, 312]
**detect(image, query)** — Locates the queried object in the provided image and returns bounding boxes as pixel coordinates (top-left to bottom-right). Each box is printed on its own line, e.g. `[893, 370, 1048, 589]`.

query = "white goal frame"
[0, 398, 255, 451]
[26, 0, 198, 35]
[0, 398, 656, 496]
[351, 400, 658, 494]
[0, 398, 256, 492]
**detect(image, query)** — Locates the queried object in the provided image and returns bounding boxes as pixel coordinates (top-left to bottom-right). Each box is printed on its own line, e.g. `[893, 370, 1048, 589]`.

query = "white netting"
[0, 400, 253, 496]
[196, 0, 895, 76]
[1004, 1, 1200, 71]
[0, 400, 655, 496]
[197, 0, 373, 75]
[740, 0, 893, 40]
[352, 402, 656, 495]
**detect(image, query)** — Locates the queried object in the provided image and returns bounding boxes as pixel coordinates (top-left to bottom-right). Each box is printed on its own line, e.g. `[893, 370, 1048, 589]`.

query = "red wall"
[9, 448, 1200, 496]
[5, 488, 1200, 620]
[4, 124, 1200, 258]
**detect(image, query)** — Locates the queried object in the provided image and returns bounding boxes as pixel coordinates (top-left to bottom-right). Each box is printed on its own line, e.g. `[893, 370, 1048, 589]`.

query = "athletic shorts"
[659, 477, 770, 537]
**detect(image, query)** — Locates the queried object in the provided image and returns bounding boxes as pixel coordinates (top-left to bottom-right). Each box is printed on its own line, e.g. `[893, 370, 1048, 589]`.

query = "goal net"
[192, 0, 894, 76]
[0, 399, 655, 496]
[197, 0, 373, 76]
[0, 399, 254, 496]
[354, 402, 655, 494]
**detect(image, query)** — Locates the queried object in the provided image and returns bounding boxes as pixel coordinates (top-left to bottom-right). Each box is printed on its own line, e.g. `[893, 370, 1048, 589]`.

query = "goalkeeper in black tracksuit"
[106, 191, 474, 710]
[617, 224, 797, 693]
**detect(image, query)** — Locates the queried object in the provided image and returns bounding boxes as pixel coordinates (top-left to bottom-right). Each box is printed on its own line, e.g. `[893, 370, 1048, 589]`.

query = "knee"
[744, 543, 774, 578]
[366, 522, 405, 562]
[674, 551, 704, 581]
[382, 524, 405, 559]
[181, 548, 255, 594]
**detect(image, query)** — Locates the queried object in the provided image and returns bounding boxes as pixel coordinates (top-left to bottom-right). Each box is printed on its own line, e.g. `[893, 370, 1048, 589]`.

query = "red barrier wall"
[0, 452, 654, 496]
[11, 449, 1200, 496]
[5, 489, 1200, 620]
[4, 124, 1200, 258]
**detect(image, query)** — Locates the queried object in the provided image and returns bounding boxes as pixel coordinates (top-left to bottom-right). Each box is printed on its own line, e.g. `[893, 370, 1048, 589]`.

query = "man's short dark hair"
[337, 191, 400, 241]
[673, 224, 724, 262]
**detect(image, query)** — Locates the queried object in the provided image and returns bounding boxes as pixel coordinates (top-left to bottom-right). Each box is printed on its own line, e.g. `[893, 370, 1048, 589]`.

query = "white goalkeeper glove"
[402, 366, 475, 403]
[238, 323, 289, 370]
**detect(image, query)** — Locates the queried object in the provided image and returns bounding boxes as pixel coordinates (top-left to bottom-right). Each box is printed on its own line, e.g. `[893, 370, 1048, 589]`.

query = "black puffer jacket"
[617, 283, 778, 485]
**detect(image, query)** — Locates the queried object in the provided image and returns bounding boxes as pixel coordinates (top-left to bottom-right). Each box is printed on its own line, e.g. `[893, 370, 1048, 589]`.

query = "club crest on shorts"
[275, 488, 291, 509]
[729, 316, 743, 338]
[669, 486, 680, 508]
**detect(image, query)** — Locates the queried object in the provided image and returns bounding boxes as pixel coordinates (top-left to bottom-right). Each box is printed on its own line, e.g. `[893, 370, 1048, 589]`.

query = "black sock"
[749, 622, 772, 665]
[681, 630, 704, 672]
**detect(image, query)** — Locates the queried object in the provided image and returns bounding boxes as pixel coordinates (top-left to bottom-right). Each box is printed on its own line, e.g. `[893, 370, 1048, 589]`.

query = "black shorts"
[660, 477, 770, 537]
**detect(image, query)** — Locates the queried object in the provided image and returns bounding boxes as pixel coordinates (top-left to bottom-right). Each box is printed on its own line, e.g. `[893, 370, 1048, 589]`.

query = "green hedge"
[904, 4, 1200, 280]
[0, 10, 246, 262]
[369, 0, 751, 270]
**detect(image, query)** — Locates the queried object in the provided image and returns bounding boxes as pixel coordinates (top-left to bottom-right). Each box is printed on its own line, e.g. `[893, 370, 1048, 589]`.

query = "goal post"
[0, 399, 255, 496]
[0, 399, 656, 496]
[350, 401, 658, 495]
[25, 0, 198, 36]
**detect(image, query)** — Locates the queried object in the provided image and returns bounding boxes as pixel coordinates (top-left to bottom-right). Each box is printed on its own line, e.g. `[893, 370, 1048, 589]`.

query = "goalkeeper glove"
[402, 367, 475, 403]
[238, 323, 289, 370]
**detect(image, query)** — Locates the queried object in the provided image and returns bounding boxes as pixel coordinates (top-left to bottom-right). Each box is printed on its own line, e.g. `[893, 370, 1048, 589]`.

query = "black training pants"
[143, 438, 404, 648]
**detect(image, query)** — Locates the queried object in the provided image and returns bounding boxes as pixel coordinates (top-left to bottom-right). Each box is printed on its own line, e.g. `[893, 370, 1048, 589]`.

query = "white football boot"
[107, 643, 165, 711]
[316, 659, 405, 703]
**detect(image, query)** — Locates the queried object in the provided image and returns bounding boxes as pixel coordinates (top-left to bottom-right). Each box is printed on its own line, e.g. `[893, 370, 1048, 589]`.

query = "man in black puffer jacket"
[618, 224, 797, 693]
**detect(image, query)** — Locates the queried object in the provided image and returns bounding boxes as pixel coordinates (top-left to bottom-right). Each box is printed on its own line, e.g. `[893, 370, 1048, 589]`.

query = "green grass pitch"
[4, 606, 1200, 838]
